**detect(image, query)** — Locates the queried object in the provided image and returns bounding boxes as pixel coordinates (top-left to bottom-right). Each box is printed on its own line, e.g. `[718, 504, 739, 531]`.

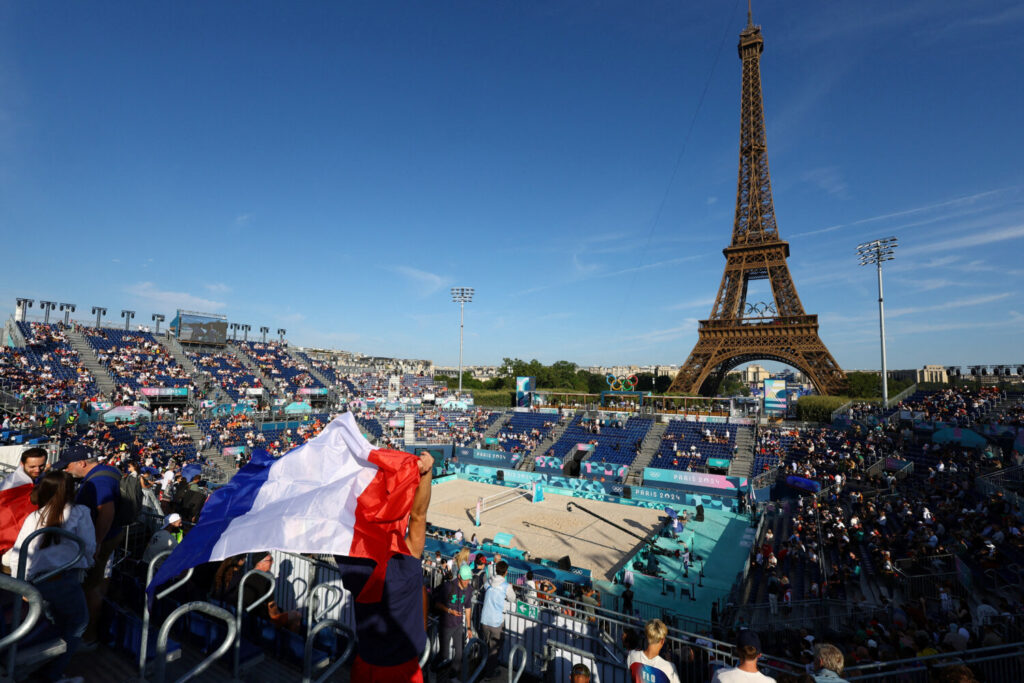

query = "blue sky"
[2, 1, 1023, 370]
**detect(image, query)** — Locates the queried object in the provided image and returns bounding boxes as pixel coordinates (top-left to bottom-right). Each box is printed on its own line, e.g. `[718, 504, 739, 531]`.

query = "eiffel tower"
[669, 7, 846, 396]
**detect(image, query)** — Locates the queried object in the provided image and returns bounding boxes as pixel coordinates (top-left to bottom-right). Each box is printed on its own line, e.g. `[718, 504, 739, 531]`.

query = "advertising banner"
[455, 447, 520, 468]
[297, 388, 328, 396]
[763, 379, 787, 416]
[515, 376, 536, 408]
[245, 388, 265, 396]
[140, 387, 190, 397]
[885, 457, 909, 471]
[580, 461, 629, 480]
[707, 458, 731, 470]
[222, 446, 246, 458]
[642, 468, 747, 494]
[534, 455, 563, 471]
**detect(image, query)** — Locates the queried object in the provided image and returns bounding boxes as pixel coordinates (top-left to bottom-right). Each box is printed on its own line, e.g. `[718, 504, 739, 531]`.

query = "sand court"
[427, 478, 666, 579]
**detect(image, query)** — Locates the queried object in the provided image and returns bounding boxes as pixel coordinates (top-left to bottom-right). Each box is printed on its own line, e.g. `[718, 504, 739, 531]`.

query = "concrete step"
[626, 420, 668, 484]
[481, 412, 511, 440]
[65, 327, 117, 399]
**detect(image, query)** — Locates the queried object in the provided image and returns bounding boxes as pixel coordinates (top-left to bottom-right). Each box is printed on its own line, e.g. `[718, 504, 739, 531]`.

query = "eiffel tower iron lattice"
[669, 9, 846, 397]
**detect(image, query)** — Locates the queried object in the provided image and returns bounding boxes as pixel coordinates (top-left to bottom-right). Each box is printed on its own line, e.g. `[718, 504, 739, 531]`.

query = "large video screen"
[177, 313, 228, 345]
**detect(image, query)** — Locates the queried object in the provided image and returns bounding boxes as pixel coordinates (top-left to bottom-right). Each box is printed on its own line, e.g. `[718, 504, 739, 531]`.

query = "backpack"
[91, 468, 143, 527]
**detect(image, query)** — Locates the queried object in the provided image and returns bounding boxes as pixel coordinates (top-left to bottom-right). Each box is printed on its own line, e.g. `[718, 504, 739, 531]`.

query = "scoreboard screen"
[176, 312, 228, 345]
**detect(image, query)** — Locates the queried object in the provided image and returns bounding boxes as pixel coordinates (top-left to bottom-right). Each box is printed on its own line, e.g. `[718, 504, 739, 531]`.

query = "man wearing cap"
[433, 563, 474, 681]
[711, 629, 774, 682]
[143, 513, 184, 564]
[56, 445, 126, 646]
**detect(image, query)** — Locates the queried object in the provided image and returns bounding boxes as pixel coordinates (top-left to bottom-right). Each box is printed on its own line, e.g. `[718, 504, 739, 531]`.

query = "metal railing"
[153, 601, 236, 683]
[5, 526, 87, 677]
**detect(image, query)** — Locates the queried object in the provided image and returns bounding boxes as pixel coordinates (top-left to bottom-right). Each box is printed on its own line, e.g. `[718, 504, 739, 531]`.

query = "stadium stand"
[648, 419, 736, 471]
[232, 340, 324, 392]
[0, 322, 98, 405]
[187, 349, 264, 400]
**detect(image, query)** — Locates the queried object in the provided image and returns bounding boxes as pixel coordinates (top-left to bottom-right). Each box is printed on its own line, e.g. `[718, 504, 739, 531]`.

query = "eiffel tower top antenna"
[747, 0, 753, 27]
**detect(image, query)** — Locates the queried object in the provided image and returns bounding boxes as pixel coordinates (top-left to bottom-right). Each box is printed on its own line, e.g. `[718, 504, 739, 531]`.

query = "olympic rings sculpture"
[605, 373, 638, 391]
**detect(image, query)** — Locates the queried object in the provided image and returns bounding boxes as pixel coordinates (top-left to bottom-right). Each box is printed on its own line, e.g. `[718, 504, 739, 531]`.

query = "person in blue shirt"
[56, 446, 125, 647]
[480, 560, 517, 679]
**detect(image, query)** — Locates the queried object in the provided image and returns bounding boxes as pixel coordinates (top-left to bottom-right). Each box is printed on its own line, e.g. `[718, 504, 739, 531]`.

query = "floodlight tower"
[450, 287, 474, 396]
[121, 309, 136, 331]
[241, 324, 251, 342]
[39, 301, 57, 325]
[152, 313, 165, 334]
[857, 236, 898, 406]
[59, 303, 76, 326]
[230, 323, 240, 341]
[277, 328, 286, 344]
[260, 326, 269, 343]
[92, 306, 106, 328]
[15, 298, 33, 323]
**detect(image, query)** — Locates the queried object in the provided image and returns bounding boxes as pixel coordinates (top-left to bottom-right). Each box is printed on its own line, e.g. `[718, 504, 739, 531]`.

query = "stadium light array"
[241, 324, 251, 342]
[15, 298, 33, 323]
[121, 309, 135, 331]
[260, 326, 269, 343]
[59, 303, 76, 326]
[91, 306, 106, 328]
[39, 301, 57, 325]
[152, 313, 165, 334]
[229, 323, 239, 341]
[857, 236, 897, 406]
[277, 328, 286, 344]
[451, 287, 475, 396]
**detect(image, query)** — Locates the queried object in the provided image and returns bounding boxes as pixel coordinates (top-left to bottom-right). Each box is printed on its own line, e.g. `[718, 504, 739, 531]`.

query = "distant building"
[741, 364, 770, 384]
[890, 365, 948, 384]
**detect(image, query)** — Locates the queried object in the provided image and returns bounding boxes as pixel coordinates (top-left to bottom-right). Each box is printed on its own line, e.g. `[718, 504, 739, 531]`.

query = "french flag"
[0, 468, 37, 554]
[148, 412, 421, 603]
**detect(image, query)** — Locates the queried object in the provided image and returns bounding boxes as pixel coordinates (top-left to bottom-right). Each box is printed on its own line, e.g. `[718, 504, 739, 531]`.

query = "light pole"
[39, 301, 57, 325]
[260, 326, 269, 343]
[121, 309, 135, 331]
[242, 324, 251, 342]
[277, 328, 286, 344]
[450, 287, 474, 396]
[15, 298, 33, 323]
[230, 323, 240, 341]
[59, 303, 76, 326]
[152, 313, 165, 334]
[92, 306, 107, 328]
[857, 236, 897, 406]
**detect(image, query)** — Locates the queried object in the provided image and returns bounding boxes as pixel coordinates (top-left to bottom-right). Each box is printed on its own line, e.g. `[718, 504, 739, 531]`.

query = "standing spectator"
[480, 559, 517, 679]
[711, 630, 774, 682]
[627, 618, 682, 683]
[143, 513, 184, 564]
[812, 643, 849, 682]
[58, 446, 125, 647]
[334, 452, 433, 683]
[2, 471, 96, 682]
[434, 564, 474, 680]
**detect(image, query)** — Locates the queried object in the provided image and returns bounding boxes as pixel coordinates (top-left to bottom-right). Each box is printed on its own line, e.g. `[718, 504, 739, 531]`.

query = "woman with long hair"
[1, 470, 96, 682]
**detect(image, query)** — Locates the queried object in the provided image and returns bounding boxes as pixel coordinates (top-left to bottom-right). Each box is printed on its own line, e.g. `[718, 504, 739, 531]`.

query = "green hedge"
[466, 389, 515, 407]
[795, 395, 851, 423]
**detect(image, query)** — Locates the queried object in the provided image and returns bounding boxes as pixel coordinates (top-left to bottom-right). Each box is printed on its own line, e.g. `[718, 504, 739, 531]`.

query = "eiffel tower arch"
[669, 8, 846, 397]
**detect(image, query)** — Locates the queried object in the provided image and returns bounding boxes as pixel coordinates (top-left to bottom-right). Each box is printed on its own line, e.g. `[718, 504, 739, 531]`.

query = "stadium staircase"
[156, 337, 228, 403]
[65, 326, 117, 399]
[387, 375, 400, 401]
[481, 411, 511, 440]
[4, 317, 26, 346]
[404, 415, 415, 443]
[520, 412, 577, 471]
[624, 421, 667, 485]
[283, 347, 333, 388]
[729, 425, 755, 477]
[227, 344, 282, 400]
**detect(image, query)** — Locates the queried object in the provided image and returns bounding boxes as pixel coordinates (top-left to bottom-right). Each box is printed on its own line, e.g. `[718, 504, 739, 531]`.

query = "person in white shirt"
[2, 471, 96, 682]
[627, 618, 681, 683]
[711, 630, 775, 682]
[0, 446, 48, 491]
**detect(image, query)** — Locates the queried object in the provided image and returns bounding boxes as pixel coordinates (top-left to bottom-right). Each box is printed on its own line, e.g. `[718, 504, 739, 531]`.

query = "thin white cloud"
[204, 282, 231, 294]
[125, 282, 226, 312]
[887, 292, 1012, 318]
[800, 166, 849, 199]
[789, 188, 1013, 238]
[667, 295, 717, 311]
[235, 213, 252, 226]
[899, 224, 1024, 256]
[391, 266, 449, 296]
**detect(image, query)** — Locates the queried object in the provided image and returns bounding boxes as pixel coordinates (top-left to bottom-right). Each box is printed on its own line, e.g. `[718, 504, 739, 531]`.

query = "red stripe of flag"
[0, 484, 36, 554]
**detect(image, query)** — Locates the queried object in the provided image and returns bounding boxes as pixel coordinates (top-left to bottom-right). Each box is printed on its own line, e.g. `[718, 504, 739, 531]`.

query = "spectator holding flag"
[0, 447, 49, 560]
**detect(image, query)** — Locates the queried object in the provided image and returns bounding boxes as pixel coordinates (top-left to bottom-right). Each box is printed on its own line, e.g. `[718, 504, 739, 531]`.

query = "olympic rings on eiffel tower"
[605, 374, 638, 391]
